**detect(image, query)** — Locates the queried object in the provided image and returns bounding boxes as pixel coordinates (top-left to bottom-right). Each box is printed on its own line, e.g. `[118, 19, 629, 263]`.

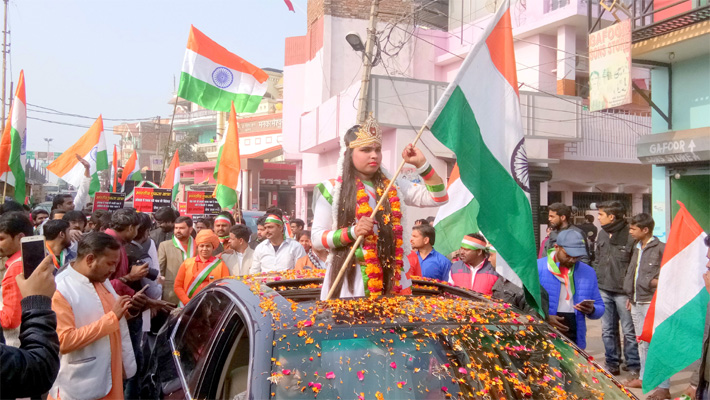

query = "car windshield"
[269, 323, 632, 399]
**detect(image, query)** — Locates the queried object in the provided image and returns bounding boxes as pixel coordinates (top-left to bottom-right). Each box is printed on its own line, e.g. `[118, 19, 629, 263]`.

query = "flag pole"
[326, 123, 429, 300]
[161, 97, 179, 176]
[1, 171, 7, 203]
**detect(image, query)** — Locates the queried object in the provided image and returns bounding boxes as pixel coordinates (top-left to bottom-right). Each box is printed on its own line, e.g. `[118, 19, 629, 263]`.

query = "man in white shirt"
[250, 213, 305, 274]
[222, 224, 254, 276]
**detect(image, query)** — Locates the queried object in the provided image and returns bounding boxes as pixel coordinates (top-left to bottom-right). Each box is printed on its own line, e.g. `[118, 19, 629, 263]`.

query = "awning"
[636, 127, 710, 165]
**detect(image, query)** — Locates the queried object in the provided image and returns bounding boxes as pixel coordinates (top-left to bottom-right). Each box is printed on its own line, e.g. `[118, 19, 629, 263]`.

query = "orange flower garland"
[356, 178, 404, 297]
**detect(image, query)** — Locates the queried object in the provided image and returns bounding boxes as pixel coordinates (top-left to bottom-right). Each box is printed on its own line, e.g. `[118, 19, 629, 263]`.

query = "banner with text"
[589, 19, 632, 112]
[93, 192, 125, 212]
[134, 187, 173, 213]
[186, 191, 221, 216]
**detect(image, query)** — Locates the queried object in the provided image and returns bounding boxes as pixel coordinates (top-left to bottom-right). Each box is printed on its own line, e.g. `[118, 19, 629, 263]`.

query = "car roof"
[212, 270, 540, 329]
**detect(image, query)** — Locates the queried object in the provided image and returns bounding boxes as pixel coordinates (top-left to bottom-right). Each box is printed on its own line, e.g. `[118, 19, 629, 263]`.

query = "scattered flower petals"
[282, 369, 291, 375]
[326, 371, 335, 379]
[390, 361, 397, 369]
[357, 370, 365, 381]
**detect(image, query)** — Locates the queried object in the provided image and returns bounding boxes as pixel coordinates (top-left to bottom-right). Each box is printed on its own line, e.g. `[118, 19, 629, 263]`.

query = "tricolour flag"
[433, 164, 480, 256]
[424, 0, 540, 313]
[47, 116, 108, 195]
[213, 102, 241, 209]
[162, 150, 181, 202]
[178, 25, 269, 113]
[640, 201, 709, 392]
[0, 70, 27, 203]
[120, 150, 142, 185]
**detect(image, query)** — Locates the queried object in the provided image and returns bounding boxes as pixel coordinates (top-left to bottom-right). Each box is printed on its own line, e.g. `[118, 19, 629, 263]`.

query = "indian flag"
[48, 115, 108, 195]
[213, 102, 241, 209]
[120, 150, 142, 185]
[640, 201, 709, 393]
[433, 164, 480, 256]
[162, 150, 181, 202]
[425, 0, 540, 312]
[0, 70, 27, 203]
[178, 25, 269, 113]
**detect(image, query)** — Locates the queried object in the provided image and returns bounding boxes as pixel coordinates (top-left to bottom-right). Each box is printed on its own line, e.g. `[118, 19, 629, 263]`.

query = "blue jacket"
[538, 257, 605, 349]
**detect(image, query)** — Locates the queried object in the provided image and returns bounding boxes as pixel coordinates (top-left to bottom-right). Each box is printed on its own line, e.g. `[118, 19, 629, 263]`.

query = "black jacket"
[594, 221, 635, 293]
[492, 278, 550, 319]
[623, 237, 665, 303]
[0, 295, 60, 399]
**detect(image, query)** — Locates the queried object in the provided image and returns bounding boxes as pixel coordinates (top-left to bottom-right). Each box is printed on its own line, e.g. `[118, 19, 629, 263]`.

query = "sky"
[10, 0, 306, 155]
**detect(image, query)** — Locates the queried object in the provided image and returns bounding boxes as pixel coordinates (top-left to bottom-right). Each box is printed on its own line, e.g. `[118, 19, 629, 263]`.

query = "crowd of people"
[0, 120, 708, 400]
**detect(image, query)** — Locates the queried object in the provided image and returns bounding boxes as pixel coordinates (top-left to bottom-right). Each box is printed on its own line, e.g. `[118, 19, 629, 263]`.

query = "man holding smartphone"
[538, 229, 605, 349]
[0, 212, 35, 346]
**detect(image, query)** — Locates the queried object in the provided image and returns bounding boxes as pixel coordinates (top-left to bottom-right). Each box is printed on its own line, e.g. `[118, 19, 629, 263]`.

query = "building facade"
[629, 0, 710, 237]
[283, 0, 654, 244]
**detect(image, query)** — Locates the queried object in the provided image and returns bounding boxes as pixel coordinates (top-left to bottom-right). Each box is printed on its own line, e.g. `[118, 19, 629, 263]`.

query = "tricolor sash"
[187, 258, 223, 298]
[46, 244, 65, 270]
[547, 249, 575, 300]
[173, 236, 195, 261]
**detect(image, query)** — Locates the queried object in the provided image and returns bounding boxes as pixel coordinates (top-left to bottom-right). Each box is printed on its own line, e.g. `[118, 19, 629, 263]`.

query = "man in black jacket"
[594, 200, 640, 376]
[0, 255, 60, 398]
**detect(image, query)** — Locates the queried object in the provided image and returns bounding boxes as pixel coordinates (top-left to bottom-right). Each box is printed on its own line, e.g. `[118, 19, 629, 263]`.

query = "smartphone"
[579, 299, 595, 306]
[21, 235, 47, 278]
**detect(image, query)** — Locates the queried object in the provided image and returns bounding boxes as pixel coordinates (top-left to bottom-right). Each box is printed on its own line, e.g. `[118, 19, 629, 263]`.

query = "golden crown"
[349, 113, 382, 149]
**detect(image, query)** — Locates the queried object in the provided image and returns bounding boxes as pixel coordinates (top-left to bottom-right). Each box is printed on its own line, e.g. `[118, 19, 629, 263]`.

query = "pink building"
[284, 0, 653, 242]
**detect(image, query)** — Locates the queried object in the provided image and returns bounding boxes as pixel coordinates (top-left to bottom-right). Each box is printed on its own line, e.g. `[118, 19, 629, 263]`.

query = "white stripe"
[59, 145, 100, 187]
[173, 166, 181, 186]
[652, 234, 708, 331]
[182, 49, 267, 97]
[433, 178, 473, 223]
[12, 99, 26, 151]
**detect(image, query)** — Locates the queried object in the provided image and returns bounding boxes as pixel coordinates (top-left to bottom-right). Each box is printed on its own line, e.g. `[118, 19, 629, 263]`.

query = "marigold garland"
[356, 179, 404, 297]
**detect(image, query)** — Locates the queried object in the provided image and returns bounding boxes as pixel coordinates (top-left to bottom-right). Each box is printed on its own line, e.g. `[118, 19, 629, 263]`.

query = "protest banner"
[186, 191, 221, 216]
[134, 187, 173, 213]
[93, 192, 125, 212]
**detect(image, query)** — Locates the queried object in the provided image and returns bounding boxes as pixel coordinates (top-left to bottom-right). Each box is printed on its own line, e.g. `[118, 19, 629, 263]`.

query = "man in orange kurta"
[50, 233, 136, 400]
[174, 229, 230, 305]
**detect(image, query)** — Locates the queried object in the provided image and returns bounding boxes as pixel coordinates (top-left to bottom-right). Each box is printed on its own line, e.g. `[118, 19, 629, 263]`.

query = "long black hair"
[329, 125, 397, 295]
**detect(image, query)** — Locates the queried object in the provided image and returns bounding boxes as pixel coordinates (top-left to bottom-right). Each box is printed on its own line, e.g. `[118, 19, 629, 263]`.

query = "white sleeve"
[249, 246, 262, 274]
[396, 177, 448, 208]
[311, 184, 334, 252]
[73, 176, 92, 211]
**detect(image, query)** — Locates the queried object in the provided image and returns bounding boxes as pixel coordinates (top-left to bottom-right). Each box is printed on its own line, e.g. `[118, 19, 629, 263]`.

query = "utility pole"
[355, 0, 380, 125]
[1, 0, 7, 133]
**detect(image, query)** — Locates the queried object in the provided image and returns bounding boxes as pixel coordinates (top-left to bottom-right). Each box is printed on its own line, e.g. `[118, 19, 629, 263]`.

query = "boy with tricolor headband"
[250, 210, 305, 274]
[448, 233, 500, 296]
[537, 229, 604, 349]
[213, 211, 235, 252]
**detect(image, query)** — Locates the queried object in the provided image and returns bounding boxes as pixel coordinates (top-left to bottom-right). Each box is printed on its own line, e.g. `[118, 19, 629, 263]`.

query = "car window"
[269, 325, 632, 399]
[170, 291, 234, 398]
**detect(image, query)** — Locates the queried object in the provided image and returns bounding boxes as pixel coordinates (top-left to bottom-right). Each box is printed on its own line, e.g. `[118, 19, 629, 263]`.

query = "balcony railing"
[173, 109, 218, 125]
[630, 0, 710, 42]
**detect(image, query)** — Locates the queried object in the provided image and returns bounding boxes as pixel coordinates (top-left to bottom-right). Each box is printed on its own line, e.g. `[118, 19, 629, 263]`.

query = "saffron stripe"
[321, 232, 330, 249]
[421, 168, 436, 180]
[433, 194, 449, 203]
[339, 228, 351, 245]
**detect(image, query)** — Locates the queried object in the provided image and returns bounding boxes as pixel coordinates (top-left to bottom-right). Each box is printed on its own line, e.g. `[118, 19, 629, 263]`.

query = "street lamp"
[43, 138, 53, 164]
[345, 32, 365, 52]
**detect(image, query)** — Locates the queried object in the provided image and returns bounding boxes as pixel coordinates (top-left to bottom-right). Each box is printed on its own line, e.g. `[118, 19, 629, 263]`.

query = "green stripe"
[434, 199, 480, 257]
[315, 182, 333, 205]
[332, 229, 343, 247]
[213, 144, 224, 180]
[178, 72, 263, 113]
[346, 227, 355, 241]
[215, 183, 237, 209]
[419, 164, 433, 177]
[8, 127, 25, 202]
[89, 173, 101, 196]
[430, 85, 541, 314]
[643, 289, 709, 392]
[426, 183, 446, 193]
[95, 149, 109, 171]
[172, 183, 179, 202]
[360, 262, 370, 297]
[354, 246, 365, 262]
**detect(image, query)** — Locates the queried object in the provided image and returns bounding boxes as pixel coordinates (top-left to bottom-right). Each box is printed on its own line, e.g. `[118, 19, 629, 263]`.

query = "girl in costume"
[312, 115, 449, 299]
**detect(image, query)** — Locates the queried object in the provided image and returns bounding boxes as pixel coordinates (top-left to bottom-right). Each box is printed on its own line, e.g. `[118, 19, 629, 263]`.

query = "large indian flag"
[433, 164, 479, 256]
[162, 150, 181, 202]
[213, 102, 241, 209]
[0, 70, 27, 203]
[425, 0, 540, 312]
[640, 201, 709, 393]
[178, 25, 269, 113]
[47, 116, 108, 195]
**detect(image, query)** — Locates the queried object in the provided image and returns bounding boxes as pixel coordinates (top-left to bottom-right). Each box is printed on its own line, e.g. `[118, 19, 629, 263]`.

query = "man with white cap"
[538, 229, 605, 348]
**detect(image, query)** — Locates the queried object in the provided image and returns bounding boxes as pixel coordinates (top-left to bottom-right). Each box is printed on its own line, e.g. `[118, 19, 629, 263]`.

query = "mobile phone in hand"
[21, 235, 47, 278]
